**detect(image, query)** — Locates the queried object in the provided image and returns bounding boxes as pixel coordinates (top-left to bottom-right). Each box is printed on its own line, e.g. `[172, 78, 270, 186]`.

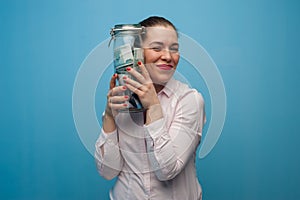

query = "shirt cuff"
[144, 118, 166, 139]
[97, 128, 118, 147]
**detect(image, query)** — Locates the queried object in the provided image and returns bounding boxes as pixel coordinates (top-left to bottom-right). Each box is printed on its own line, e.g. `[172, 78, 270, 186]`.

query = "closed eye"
[169, 46, 179, 53]
[149, 46, 163, 52]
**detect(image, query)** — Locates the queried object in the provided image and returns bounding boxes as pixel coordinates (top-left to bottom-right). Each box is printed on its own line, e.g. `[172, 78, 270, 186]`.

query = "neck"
[154, 84, 164, 93]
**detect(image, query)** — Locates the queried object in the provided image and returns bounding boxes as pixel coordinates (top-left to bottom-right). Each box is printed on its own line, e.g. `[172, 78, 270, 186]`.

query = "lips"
[156, 64, 173, 70]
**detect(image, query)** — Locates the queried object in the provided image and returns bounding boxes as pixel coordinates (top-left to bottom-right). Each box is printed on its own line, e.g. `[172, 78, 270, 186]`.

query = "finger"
[137, 61, 151, 80]
[107, 95, 129, 111]
[107, 85, 127, 100]
[109, 73, 118, 90]
[110, 85, 127, 96]
[125, 82, 143, 97]
[125, 67, 145, 84]
[123, 77, 144, 92]
[109, 95, 129, 104]
[110, 103, 128, 110]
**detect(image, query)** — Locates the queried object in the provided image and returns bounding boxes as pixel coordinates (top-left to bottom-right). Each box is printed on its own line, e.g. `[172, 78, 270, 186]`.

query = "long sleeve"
[145, 90, 206, 181]
[94, 129, 124, 180]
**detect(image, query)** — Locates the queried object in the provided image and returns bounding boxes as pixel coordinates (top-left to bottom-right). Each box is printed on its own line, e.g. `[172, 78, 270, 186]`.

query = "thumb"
[109, 73, 118, 89]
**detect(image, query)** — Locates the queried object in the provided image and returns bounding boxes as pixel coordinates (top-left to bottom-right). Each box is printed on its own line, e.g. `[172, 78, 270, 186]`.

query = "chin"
[151, 75, 173, 86]
[148, 66, 176, 85]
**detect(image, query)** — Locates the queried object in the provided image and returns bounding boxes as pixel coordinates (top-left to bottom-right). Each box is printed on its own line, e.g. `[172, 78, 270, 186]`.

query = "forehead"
[143, 26, 178, 45]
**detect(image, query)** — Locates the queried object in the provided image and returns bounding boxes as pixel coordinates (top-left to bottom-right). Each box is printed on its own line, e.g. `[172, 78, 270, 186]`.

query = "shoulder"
[172, 79, 205, 105]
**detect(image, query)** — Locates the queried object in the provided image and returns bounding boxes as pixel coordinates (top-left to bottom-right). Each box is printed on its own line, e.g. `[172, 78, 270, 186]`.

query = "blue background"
[1, 0, 299, 199]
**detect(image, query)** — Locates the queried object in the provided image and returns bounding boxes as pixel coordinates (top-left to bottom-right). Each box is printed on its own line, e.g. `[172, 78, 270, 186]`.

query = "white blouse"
[95, 78, 206, 200]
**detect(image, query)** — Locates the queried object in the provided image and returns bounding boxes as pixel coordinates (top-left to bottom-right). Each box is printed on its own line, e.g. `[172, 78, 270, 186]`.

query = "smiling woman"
[94, 16, 206, 200]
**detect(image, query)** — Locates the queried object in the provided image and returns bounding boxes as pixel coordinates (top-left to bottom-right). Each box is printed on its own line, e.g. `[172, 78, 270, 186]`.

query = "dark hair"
[139, 16, 178, 35]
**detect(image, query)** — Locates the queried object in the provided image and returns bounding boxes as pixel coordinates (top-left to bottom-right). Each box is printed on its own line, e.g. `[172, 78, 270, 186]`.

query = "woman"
[95, 16, 206, 200]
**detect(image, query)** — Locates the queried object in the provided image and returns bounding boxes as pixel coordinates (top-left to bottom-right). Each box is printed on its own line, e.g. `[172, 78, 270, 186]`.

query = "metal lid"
[109, 24, 145, 47]
[110, 24, 145, 36]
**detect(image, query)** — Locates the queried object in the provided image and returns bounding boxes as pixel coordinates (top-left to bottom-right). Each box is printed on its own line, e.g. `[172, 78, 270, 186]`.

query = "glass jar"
[110, 24, 145, 112]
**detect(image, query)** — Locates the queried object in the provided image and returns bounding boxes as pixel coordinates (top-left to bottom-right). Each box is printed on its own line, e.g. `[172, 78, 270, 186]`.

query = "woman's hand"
[124, 62, 163, 125]
[123, 62, 160, 109]
[105, 73, 129, 117]
[103, 74, 128, 133]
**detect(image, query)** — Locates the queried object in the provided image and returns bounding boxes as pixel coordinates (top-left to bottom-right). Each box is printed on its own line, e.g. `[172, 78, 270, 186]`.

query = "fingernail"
[123, 103, 128, 107]
[126, 67, 131, 71]
[122, 86, 127, 90]
[113, 73, 118, 78]
[123, 76, 127, 79]
[124, 95, 129, 99]
[137, 61, 142, 66]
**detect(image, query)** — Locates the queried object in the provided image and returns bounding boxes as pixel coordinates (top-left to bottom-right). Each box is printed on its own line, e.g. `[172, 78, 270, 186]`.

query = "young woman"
[95, 16, 206, 200]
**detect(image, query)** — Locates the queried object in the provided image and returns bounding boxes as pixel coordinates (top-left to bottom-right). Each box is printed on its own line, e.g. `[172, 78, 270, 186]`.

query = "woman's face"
[142, 25, 180, 86]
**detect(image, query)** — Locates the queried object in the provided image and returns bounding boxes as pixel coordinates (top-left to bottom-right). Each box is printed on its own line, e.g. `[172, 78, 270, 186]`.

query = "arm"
[94, 74, 127, 180]
[145, 90, 206, 181]
[95, 128, 124, 180]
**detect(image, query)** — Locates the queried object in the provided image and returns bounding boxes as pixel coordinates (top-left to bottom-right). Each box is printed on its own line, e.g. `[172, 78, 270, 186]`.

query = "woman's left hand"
[123, 61, 160, 109]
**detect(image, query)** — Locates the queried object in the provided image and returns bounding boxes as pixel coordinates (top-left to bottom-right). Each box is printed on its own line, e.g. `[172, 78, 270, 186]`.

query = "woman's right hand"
[105, 73, 129, 118]
[103, 74, 128, 133]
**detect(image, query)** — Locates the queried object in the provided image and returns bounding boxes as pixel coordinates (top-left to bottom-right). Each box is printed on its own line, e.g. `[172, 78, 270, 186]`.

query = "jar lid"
[110, 24, 145, 36]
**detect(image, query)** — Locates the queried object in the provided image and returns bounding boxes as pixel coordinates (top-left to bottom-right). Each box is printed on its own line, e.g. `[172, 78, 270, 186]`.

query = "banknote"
[114, 44, 134, 70]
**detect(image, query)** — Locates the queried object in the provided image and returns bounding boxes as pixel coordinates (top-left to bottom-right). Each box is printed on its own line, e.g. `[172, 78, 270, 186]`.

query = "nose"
[160, 49, 172, 62]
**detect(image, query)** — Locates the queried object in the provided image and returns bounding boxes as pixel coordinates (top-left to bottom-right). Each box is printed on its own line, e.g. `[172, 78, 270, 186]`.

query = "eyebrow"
[148, 41, 179, 46]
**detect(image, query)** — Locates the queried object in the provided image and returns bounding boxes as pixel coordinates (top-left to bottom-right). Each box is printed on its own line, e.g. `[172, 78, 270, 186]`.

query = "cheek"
[144, 51, 159, 64]
[143, 51, 151, 64]
[173, 54, 180, 65]
[144, 64, 157, 79]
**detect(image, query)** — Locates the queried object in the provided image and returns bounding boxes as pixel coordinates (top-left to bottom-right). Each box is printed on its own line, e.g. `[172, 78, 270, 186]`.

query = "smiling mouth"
[156, 64, 173, 70]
